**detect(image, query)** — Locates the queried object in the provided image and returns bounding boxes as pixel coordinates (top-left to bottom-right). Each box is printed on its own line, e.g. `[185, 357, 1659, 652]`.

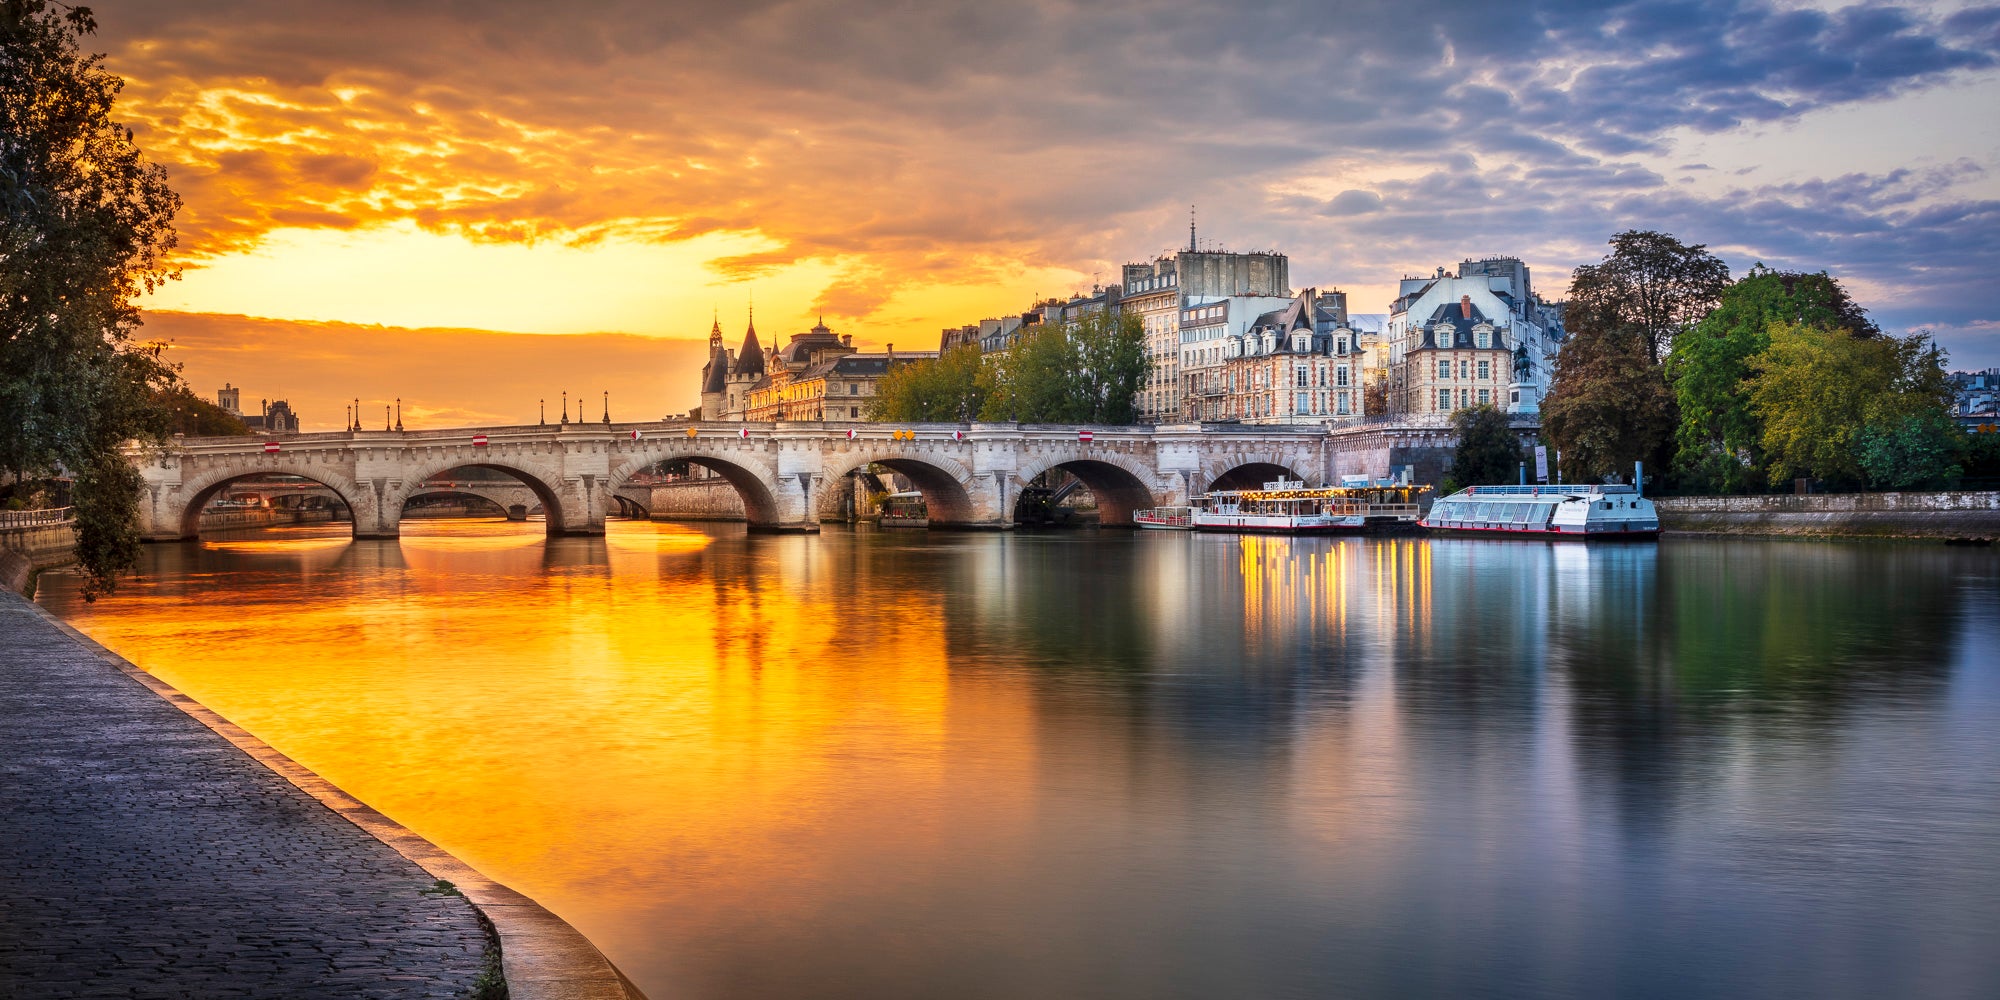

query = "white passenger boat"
[1191, 480, 1426, 535]
[1133, 506, 1195, 530]
[1421, 484, 1659, 538]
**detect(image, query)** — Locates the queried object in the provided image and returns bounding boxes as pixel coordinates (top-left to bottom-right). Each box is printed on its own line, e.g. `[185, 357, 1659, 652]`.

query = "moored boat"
[1421, 484, 1659, 538]
[1192, 480, 1427, 535]
[1133, 506, 1195, 530]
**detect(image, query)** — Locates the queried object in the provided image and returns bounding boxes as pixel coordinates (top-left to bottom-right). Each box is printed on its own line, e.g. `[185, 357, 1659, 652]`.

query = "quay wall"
[0, 521, 78, 595]
[1654, 491, 2000, 541]
[199, 508, 337, 530]
[636, 479, 747, 522]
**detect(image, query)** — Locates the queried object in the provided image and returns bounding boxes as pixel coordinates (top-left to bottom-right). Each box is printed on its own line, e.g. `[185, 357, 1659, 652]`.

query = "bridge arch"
[173, 465, 365, 540]
[825, 452, 979, 527]
[401, 487, 535, 520]
[1203, 453, 1322, 492]
[390, 459, 573, 534]
[1013, 451, 1162, 527]
[607, 449, 784, 528]
[607, 494, 648, 519]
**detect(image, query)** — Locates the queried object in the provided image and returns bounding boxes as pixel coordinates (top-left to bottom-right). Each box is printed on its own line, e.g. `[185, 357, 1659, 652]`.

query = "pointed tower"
[725, 310, 765, 419]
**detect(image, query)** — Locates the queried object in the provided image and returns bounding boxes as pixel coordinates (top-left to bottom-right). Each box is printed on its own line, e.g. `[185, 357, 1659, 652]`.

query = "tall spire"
[1189, 204, 1197, 253]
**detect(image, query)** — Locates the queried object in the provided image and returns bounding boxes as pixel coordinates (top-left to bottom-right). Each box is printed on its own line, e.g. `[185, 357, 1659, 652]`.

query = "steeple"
[708, 309, 723, 353]
[733, 310, 765, 377]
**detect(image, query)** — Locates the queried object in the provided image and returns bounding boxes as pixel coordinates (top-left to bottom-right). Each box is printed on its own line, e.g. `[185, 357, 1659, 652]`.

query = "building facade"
[1188, 290, 1365, 423]
[1383, 257, 1564, 415]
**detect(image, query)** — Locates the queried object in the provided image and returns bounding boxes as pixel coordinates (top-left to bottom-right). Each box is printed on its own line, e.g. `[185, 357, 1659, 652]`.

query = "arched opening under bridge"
[613, 455, 782, 529]
[181, 473, 357, 539]
[1013, 459, 1159, 528]
[1208, 461, 1313, 492]
[829, 456, 978, 528]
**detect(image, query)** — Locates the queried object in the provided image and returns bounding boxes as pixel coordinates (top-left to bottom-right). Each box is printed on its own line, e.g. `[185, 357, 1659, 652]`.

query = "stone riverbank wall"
[1654, 491, 2000, 541]
[0, 521, 77, 595]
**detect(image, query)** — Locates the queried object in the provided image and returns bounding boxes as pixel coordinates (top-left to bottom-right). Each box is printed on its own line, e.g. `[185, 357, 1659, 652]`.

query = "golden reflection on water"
[35, 520, 2000, 1000]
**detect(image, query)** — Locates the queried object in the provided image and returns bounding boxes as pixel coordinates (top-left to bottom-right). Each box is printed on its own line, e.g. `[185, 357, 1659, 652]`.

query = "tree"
[977, 311, 1145, 424]
[1568, 230, 1730, 365]
[2, 1, 182, 598]
[868, 345, 985, 421]
[1447, 404, 1523, 489]
[1667, 266, 1878, 493]
[1746, 323, 1955, 487]
[155, 384, 250, 436]
[1855, 411, 1962, 491]
[1539, 327, 1676, 483]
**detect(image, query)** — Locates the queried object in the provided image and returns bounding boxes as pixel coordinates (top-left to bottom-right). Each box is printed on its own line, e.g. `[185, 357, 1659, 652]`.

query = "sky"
[86, 0, 2000, 427]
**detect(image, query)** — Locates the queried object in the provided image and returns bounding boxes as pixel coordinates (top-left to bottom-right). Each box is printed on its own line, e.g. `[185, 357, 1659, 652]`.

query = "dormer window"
[1475, 327, 1492, 349]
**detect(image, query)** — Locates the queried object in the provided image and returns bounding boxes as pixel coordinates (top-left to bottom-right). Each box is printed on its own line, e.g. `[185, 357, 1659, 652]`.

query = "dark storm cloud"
[83, 0, 2000, 359]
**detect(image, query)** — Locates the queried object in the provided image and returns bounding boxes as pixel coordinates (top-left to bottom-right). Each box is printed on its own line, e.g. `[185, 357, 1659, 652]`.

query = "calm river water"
[38, 521, 2000, 1000]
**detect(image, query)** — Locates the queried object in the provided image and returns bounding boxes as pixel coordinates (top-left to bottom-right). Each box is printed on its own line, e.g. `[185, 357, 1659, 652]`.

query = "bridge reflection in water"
[38, 521, 2000, 1000]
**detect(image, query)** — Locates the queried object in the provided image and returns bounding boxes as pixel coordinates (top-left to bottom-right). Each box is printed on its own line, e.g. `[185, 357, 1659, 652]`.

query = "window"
[1437, 360, 1451, 379]
[1437, 389, 1451, 410]
[849, 383, 859, 395]
[1295, 366, 1309, 387]
[1337, 336, 1349, 354]
[1337, 392, 1350, 415]
[1297, 392, 1308, 413]
[1477, 360, 1490, 380]
[1459, 360, 1469, 379]
[850, 407, 858, 418]
[1478, 389, 1491, 405]
[1336, 366, 1349, 387]
[1476, 330, 1490, 349]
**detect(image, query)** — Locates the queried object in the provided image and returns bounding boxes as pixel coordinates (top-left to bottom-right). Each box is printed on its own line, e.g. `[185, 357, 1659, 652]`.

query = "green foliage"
[155, 385, 251, 436]
[867, 345, 985, 421]
[1855, 411, 1963, 491]
[1, 1, 183, 598]
[977, 311, 1146, 424]
[1746, 323, 1954, 487]
[1963, 430, 2000, 483]
[1566, 230, 1730, 365]
[1667, 266, 1876, 493]
[1540, 328, 1676, 483]
[1449, 404, 1523, 487]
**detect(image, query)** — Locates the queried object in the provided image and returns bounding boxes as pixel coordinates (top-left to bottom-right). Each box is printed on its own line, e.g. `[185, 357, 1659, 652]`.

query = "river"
[36, 520, 2000, 1000]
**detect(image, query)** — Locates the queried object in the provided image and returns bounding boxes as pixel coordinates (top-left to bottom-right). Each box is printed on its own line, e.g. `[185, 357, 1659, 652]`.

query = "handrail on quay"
[0, 506, 74, 528]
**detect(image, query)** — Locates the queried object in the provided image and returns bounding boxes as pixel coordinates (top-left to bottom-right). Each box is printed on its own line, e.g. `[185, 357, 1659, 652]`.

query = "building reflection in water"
[36, 521, 2000, 1000]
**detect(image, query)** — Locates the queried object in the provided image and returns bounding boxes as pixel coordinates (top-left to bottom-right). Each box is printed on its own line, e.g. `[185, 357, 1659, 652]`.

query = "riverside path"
[0, 591, 490, 998]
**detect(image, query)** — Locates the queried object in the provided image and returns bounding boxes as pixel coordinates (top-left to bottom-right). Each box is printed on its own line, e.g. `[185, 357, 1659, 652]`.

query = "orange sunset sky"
[84, 0, 2000, 430]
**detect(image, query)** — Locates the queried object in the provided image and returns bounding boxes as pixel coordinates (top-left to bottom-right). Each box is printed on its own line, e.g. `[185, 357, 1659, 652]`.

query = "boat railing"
[1464, 484, 1635, 496]
[1368, 503, 1423, 520]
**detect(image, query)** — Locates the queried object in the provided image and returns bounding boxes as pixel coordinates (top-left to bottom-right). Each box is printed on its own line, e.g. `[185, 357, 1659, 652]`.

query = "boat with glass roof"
[1421, 484, 1659, 538]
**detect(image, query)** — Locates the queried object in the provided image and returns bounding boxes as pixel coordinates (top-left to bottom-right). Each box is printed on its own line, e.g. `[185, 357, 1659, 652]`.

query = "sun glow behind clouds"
[153, 224, 825, 336]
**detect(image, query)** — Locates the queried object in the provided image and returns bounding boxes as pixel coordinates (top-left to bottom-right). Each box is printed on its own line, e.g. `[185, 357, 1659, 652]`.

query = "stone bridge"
[128, 421, 1339, 540]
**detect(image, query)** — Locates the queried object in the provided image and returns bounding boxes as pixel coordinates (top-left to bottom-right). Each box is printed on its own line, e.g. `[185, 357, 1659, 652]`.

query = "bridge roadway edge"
[6, 590, 651, 1000]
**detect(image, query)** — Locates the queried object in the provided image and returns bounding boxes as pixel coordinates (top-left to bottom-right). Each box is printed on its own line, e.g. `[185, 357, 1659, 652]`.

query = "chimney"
[1460, 294, 1472, 319]
[843, 334, 852, 347]
[886, 343, 895, 359]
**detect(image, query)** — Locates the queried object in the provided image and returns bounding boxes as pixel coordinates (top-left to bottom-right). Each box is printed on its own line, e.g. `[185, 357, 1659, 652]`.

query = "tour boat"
[1133, 506, 1195, 530]
[878, 491, 927, 528]
[1191, 480, 1427, 535]
[1421, 484, 1659, 538]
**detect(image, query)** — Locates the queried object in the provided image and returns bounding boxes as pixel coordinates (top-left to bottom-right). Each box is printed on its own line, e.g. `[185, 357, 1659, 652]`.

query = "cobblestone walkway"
[0, 593, 489, 998]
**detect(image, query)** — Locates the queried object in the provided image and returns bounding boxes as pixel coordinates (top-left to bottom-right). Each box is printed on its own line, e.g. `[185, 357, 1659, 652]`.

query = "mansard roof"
[1418, 298, 1497, 350]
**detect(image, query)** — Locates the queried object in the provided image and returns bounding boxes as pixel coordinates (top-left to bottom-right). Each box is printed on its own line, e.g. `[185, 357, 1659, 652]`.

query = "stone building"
[1383, 257, 1564, 415]
[1189, 290, 1365, 423]
[1125, 240, 1293, 424]
[217, 384, 301, 433]
[698, 313, 769, 421]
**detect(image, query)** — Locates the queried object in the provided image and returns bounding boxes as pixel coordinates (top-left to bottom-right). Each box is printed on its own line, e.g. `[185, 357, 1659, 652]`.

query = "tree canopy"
[1447, 404, 1524, 490]
[1666, 266, 1879, 493]
[1567, 230, 1730, 365]
[2, 1, 183, 597]
[1539, 324, 1675, 484]
[873, 311, 1147, 425]
[1747, 323, 1957, 489]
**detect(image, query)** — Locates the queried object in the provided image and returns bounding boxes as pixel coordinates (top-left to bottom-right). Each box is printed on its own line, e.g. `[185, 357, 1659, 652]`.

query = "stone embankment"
[0, 513, 77, 595]
[1654, 490, 2000, 541]
[0, 592, 648, 999]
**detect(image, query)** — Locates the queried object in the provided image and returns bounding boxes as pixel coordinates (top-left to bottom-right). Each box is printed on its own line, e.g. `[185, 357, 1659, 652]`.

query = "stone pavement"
[0, 592, 491, 999]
